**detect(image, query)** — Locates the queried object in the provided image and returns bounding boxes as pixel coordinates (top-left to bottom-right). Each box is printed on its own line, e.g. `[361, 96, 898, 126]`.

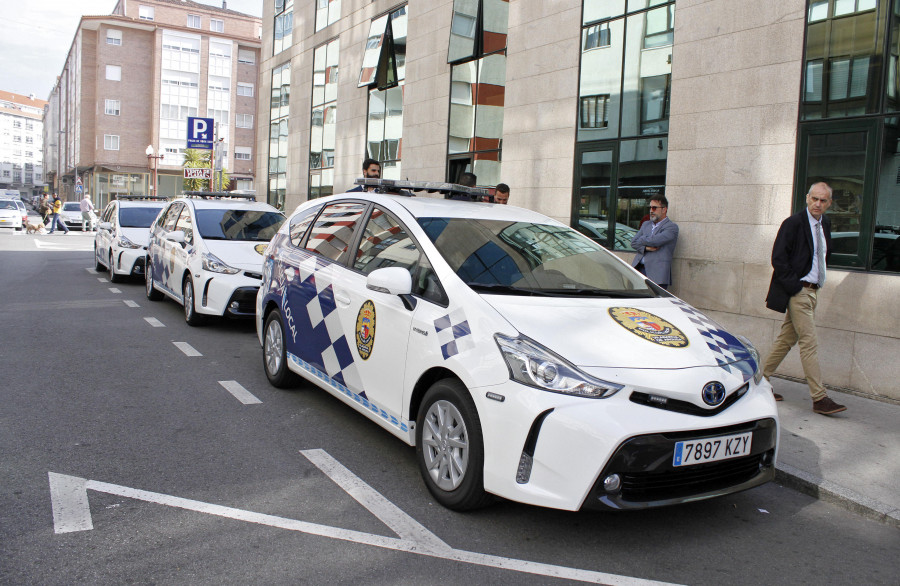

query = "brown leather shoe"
[813, 396, 846, 415]
[773, 392, 783, 401]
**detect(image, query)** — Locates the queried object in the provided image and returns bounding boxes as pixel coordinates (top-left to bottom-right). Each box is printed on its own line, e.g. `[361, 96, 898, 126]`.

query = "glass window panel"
[449, 62, 477, 154]
[575, 149, 614, 247]
[578, 17, 624, 141]
[627, 0, 669, 11]
[354, 210, 419, 276]
[449, 0, 479, 61]
[312, 44, 326, 106]
[305, 202, 366, 261]
[616, 138, 667, 251]
[643, 5, 675, 49]
[809, 1, 829, 22]
[482, 0, 509, 54]
[621, 11, 671, 138]
[583, 0, 626, 25]
[830, 58, 851, 99]
[391, 6, 408, 82]
[850, 56, 869, 96]
[875, 119, 900, 272]
[806, 60, 824, 101]
[474, 54, 506, 149]
[359, 14, 389, 86]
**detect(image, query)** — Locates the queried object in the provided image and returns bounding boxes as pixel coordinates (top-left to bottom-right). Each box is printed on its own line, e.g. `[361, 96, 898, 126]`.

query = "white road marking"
[301, 449, 449, 552]
[108, 288, 122, 294]
[86, 268, 99, 274]
[172, 342, 202, 356]
[144, 317, 165, 328]
[47, 469, 679, 585]
[123, 300, 139, 308]
[97, 277, 108, 283]
[218, 380, 261, 405]
[33, 239, 93, 251]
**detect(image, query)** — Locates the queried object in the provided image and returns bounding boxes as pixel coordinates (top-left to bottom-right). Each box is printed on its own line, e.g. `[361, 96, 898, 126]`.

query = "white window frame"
[187, 14, 201, 29]
[238, 49, 255, 64]
[105, 99, 121, 116]
[210, 19, 224, 33]
[106, 65, 122, 81]
[236, 113, 254, 128]
[106, 29, 122, 45]
[138, 5, 154, 20]
[104, 135, 120, 150]
[234, 147, 252, 160]
[237, 83, 254, 97]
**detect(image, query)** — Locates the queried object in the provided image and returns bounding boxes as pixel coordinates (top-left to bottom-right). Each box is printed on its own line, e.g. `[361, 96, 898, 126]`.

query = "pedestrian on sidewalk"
[80, 193, 95, 231]
[48, 194, 69, 234]
[38, 194, 51, 224]
[763, 181, 845, 415]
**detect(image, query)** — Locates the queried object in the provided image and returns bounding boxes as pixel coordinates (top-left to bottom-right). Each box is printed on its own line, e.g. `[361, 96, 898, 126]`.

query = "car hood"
[0, 209, 18, 217]
[203, 239, 268, 271]
[484, 294, 757, 373]
[121, 227, 151, 246]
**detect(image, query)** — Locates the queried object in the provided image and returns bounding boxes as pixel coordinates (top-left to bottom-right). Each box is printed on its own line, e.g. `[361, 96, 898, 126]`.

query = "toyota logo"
[702, 382, 726, 406]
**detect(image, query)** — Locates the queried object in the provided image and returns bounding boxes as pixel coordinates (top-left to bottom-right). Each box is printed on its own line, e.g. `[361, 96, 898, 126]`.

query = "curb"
[776, 463, 900, 530]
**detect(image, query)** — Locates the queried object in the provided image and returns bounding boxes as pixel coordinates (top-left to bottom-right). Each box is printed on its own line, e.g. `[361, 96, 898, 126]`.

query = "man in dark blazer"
[348, 158, 381, 192]
[630, 195, 679, 289]
[763, 182, 845, 415]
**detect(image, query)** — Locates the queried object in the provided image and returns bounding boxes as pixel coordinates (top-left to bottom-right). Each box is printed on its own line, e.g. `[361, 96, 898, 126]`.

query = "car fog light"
[760, 450, 774, 467]
[603, 474, 621, 493]
[229, 301, 240, 310]
[516, 452, 533, 484]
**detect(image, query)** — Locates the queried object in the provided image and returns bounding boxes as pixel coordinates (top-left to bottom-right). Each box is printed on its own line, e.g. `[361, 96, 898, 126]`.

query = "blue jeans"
[49, 213, 69, 233]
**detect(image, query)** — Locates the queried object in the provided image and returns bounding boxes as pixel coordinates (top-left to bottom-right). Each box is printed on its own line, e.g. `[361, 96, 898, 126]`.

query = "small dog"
[26, 222, 46, 234]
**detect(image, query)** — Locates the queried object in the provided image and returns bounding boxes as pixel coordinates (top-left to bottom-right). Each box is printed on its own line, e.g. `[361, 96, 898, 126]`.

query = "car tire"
[182, 276, 205, 326]
[108, 252, 122, 283]
[94, 245, 104, 271]
[415, 379, 492, 511]
[145, 258, 163, 301]
[263, 309, 300, 388]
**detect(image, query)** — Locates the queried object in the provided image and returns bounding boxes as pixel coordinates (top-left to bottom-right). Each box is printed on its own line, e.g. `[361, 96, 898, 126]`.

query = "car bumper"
[472, 373, 779, 511]
[195, 272, 262, 318]
[0, 217, 23, 228]
[111, 247, 147, 276]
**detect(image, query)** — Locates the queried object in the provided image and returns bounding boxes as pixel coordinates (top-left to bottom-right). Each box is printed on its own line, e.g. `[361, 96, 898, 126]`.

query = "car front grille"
[620, 454, 763, 502]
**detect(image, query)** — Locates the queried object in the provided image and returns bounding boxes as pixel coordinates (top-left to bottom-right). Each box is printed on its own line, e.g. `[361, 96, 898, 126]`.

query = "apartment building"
[0, 91, 46, 199]
[45, 0, 262, 207]
[256, 0, 900, 400]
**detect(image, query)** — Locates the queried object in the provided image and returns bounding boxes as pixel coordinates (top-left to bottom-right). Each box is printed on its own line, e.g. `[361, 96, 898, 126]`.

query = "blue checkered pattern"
[670, 299, 756, 381]
[434, 308, 475, 360]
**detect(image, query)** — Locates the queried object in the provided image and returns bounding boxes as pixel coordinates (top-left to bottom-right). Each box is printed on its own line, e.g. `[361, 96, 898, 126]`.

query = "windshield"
[417, 218, 654, 297]
[63, 202, 80, 211]
[120, 206, 163, 228]
[195, 209, 285, 241]
[0, 201, 15, 210]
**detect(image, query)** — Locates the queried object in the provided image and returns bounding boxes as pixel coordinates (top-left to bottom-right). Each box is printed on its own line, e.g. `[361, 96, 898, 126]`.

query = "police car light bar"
[183, 191, 257, 201]
[116, 195, 169, 201]
[354, 178, 492, 201]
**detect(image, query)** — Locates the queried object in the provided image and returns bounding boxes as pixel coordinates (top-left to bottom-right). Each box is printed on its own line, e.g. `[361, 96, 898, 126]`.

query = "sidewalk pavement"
[771, 377, 900, 529]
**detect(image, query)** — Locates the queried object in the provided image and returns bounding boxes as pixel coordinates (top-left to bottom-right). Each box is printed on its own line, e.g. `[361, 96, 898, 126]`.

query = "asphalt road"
[1, 228, 897, 585]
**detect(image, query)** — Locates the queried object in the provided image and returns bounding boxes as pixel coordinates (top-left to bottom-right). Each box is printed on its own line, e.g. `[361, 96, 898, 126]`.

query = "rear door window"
[304, 201, 368, 263]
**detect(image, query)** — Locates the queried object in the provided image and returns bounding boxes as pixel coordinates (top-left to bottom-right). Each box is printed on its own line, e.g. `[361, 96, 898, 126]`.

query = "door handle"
[334, 291, 351, 306]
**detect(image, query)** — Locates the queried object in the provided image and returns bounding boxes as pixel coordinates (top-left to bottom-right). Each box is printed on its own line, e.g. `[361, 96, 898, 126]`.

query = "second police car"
[256, 180, 779, 512]
[95, 195, 169, 282]
[146, 192, 285, 325]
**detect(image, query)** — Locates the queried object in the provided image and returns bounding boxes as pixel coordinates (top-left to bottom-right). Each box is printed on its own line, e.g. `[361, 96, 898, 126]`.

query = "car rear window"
[120, 206, 164, 228]
[195, 209, 285, 241]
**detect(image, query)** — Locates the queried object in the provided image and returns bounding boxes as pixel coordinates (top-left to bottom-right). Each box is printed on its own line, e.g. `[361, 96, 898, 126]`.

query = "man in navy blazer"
[763, 182, 846, 415]
[630, 195, 679, 289]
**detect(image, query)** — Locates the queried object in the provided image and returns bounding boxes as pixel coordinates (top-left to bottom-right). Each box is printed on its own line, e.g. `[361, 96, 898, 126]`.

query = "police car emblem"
[254, 244, 267, 255]
[702, 381, 727, 406]
[355, 300, 376, 360]
[608, 307, 689, 348]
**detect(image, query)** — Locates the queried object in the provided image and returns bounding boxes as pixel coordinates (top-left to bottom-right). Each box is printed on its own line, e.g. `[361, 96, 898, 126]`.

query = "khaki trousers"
[763, 287, 826, 401]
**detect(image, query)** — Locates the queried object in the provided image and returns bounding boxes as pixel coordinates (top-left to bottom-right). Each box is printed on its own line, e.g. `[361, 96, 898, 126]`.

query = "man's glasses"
[649, 205, 665, 210]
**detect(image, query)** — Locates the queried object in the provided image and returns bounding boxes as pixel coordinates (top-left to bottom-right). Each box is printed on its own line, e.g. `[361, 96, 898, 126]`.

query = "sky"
[0, 0, 263, 100]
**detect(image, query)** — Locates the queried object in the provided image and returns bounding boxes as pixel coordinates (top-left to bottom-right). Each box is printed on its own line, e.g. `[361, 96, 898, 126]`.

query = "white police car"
[256, 179, 778, 511]
[94, 196, 168, 282]
[146, 192, 285, 325]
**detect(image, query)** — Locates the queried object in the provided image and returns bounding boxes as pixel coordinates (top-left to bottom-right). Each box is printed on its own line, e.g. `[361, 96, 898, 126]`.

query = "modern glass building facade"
[259, 0, 900, 400]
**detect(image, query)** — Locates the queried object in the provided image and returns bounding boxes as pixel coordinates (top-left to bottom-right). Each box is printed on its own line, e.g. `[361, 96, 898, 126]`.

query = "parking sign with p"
[187, 116, 214, 150]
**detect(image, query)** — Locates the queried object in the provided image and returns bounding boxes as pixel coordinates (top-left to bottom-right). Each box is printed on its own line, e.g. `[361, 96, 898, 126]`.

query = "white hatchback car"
[146, 192, 285, 325]
[256, 180, 779, 512]
[94, 196, 168, 282]
[0, 198, 24, 230]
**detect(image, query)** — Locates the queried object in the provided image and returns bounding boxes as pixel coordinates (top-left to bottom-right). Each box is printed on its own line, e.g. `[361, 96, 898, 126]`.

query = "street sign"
[75, 184, 84, 195]
[184, 168, 212, 180]
[187, 116, 214, 149]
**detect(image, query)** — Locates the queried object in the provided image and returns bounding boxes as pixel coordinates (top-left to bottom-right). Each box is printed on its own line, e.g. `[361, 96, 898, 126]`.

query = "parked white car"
[0, 199, 23, 230]
[146, 192, 285, 325]
[94, 196, 169, 282]
[256, 179, 779, 512]
[61, 201, 97, 231]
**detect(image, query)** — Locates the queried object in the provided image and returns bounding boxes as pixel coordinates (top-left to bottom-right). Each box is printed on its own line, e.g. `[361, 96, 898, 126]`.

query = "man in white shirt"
[80, 194, 95, 231]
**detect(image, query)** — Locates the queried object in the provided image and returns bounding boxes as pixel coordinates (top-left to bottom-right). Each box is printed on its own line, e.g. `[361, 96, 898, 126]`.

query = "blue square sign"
[187, 116, 214, 150]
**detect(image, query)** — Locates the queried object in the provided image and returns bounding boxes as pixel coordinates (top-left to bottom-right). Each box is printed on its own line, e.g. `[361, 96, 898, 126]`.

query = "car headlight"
[201, 252, 240, 274]
[116, 234, 142, 249]
[736, 335, 764, 384]
[494, 333, 623, 399]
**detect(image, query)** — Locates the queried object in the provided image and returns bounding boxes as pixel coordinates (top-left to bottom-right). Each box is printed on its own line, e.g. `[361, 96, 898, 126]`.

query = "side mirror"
[165, 230, 186, 244]
[366, 267, 412, 296]
[99, 222, 113, 231]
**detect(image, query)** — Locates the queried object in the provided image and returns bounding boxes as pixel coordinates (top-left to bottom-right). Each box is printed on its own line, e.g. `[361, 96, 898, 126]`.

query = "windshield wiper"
[468, 283, 553, 296]
[539, 288, 656, 298]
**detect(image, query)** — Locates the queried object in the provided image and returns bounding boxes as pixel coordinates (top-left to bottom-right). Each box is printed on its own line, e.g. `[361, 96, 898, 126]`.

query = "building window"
[583, 23, 611, 50]
[236, 113, 254, 128]
[106, 65, 122, 81]
[104, 135, 120, 150]
[238, 49, 255, 64]
[211, 19, 224, 33]
[139, 5, 154, 20]
[106, 29, 122, 45]
[446, 0, 507, 186]
[105, 99, 121, 116]
[274, 0, 293, 55]
[237, 83, 254, 97]
[268, 61, 290, 210]
[315, 0, 341, 32]
[235, 147, 252, 160]
[580, 95, 609, 128]
[187, 14, 201, 28]
[310, 39, 339, 198]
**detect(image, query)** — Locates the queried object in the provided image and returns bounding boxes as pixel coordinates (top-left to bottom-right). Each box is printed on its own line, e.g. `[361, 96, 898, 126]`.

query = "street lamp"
[145, 145, 163, 195]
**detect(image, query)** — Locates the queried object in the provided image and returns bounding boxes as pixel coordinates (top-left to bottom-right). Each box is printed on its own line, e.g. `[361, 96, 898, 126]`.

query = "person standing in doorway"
[630, 195, 678, 289]
[348, 158, 381, 192]
[48, 193, 69, 234]
[763, 182, 846, 415]
[80, 193, 95, 231]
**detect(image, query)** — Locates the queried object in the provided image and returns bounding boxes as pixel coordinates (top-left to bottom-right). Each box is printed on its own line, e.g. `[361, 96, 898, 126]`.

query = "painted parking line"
[218, 380, 261, 405]
[86, 268, 99, 274]
[108, 288, 122, 294]
[123, 300, 139, 308]
[144, 317, 165, 328]
[172, 342, 202, 357]
[97, 277, 108, 283]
